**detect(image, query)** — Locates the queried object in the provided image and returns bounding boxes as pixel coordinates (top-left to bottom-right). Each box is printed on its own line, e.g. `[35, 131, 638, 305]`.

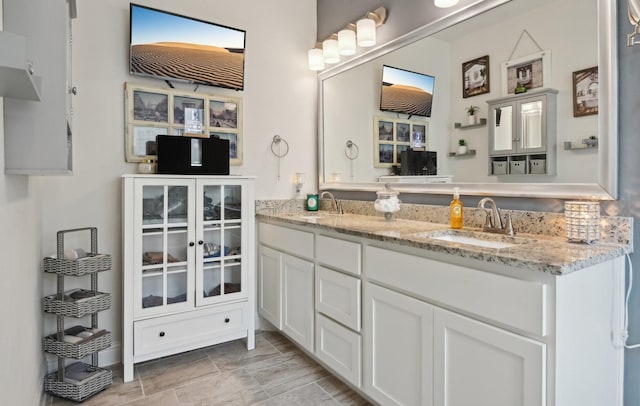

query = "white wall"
[30, 0, 315, 390]
[0, 2, 48, 404]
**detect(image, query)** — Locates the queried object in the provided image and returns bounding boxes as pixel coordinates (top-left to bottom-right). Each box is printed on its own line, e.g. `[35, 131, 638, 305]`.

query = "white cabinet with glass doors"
[122, 175, 255, 382]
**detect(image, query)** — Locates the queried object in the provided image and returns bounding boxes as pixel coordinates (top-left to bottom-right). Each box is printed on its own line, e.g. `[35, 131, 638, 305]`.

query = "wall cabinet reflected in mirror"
[487, 88, 558, 176]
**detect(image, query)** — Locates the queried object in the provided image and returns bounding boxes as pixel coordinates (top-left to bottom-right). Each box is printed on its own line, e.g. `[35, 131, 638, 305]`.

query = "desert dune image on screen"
[380, 66, 434, 117]
[130, 4, 245, 90]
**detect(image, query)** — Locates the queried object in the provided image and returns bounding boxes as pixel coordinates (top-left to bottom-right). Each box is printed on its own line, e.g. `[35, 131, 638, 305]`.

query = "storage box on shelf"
[42, 227, 113, 402]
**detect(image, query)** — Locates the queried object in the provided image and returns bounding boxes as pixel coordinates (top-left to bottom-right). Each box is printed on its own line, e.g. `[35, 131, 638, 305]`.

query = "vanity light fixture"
[307, 6, 387, 70]
[434, 0, 460, 8]
[322, 37, 341, 64]
[564, 201, 600, 243]
[338, 29, 357, 56]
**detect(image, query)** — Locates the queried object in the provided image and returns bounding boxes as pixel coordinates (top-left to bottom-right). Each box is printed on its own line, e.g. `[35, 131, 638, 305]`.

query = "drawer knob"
[225, 317, 230, 323]
[198, 240, 204, 245]
[189, 242, 195, 247]
[159, 331, 165, 337]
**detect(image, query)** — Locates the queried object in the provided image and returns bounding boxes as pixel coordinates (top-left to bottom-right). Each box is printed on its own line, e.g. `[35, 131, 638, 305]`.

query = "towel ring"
[271, 135, 289, 158]
[345, 140, 360, 160]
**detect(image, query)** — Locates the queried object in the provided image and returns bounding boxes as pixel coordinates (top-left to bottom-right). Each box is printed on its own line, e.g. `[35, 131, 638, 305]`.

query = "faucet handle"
[483, 210, 493, 228]
[503, 213, 515, 236]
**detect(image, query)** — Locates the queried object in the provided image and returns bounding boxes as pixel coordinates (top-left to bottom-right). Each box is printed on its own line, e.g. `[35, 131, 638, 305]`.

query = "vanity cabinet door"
[433, 307, 546, 406]
[257, 245, 282, 329]
[282, 253, 314, 352]
[364, 283, 434, 406]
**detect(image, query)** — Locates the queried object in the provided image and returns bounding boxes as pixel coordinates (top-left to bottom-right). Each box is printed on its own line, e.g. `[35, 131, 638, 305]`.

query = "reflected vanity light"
[434, 0, 460, 8]
[308, 7, 387, 70]
[564, 201, 600, 243]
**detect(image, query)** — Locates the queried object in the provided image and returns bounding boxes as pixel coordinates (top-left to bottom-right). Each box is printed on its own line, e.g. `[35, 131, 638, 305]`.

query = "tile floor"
[45, 331, 373, 406]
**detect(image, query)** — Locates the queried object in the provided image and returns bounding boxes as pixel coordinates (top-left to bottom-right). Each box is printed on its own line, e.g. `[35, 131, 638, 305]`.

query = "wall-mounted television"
[379, 65, 435, 117]
[129, 3, 246, 91]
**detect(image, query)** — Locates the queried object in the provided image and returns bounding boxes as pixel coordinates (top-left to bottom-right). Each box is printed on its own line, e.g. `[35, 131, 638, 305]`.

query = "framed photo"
[462, 55, 490, 98]
[173, 96, 205, 125]
[210, 100, 238, 129]
[374, 116, 428, 168]
[396, 122, 410, 142]
[132, 90, 168, 122]
[501, 50, 551, 95]
[377, 120, 394, 141]
[125, 83, 243, 164]
[211, 131, 242, 165]
[572, 66, 598, 117]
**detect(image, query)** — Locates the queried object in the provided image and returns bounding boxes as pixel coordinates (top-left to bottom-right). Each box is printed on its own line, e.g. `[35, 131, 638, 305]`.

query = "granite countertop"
[256, 211, 628, 275]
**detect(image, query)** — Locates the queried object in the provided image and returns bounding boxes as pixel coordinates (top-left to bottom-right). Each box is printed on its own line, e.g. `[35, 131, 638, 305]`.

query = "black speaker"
[400, 150, 437, 176]
[156, 135, 230, 175]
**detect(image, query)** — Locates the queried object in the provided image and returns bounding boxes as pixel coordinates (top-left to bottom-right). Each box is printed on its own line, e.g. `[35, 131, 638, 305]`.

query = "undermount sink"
[411, 229, 538, 249]
[294, 212, 337, 221]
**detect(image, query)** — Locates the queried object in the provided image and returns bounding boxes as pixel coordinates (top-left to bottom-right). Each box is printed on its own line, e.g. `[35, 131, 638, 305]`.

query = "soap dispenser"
[450, 187, 463, 229]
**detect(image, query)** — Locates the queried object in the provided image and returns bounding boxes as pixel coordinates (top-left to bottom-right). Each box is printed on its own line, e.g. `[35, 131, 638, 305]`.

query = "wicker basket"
[42, 290, 112, 318]
[44, 363, 112, 402]
[43, 253, 112, 276]
[43, 326, 113, 359]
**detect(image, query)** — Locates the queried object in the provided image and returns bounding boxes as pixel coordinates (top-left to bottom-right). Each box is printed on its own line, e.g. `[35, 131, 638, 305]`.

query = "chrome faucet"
[320, 191, 343, 214]
[477, 197, 514, 236]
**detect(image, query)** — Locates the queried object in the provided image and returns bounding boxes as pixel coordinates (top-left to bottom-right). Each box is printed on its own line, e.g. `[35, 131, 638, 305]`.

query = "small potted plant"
[466, 106, 479, 125]
[458, 138, 468, 155]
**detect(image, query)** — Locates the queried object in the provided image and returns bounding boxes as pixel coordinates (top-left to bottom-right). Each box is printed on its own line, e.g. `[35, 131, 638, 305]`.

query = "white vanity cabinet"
[364, 243, 624, 406]
[258, 222, 315, 352]
[122, 175, 255, 383]
[256, 217, 625, 406]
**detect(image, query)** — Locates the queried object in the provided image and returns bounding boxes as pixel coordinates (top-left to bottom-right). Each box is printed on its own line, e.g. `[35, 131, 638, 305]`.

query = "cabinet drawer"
[134, 302, 247, 357]
[315, 313, 362, 388]
[366, 246, 547, 337]
[316, 235, 361, 275]
[258, 222, 314, 260]
[316, 266, 361, 331]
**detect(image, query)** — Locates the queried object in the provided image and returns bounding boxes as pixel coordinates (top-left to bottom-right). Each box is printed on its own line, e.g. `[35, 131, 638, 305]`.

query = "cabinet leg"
[123, 363, 134, 383]
[246, 330, 255, 350]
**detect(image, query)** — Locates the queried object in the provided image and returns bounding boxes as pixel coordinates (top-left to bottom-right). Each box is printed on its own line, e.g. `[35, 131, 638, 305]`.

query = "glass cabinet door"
[490, 104, 515, 154]
[135, 181, 194, 317]
[518, 98, 547, 153]
[197, 183, 245, 305]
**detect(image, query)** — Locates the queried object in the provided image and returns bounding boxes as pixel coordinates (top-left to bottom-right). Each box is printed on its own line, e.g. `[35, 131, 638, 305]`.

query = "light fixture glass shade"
[322, 39, 340, 64]
[308, 48, 325, 71]
[338, 29, 356, 55]
[564, 201, 600, 243]
[356, 18, 376, 47]
[434, 0, 459, 8]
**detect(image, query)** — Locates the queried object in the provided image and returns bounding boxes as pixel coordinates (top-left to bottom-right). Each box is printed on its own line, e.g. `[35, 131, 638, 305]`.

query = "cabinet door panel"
[316, 266, 361, 331]
[134, 179, 195, 319]
[258, 245, 282, 329]
[434, 308, 546, 406]
[282, 254, 314, 352]
[365, 283, 433, 406]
